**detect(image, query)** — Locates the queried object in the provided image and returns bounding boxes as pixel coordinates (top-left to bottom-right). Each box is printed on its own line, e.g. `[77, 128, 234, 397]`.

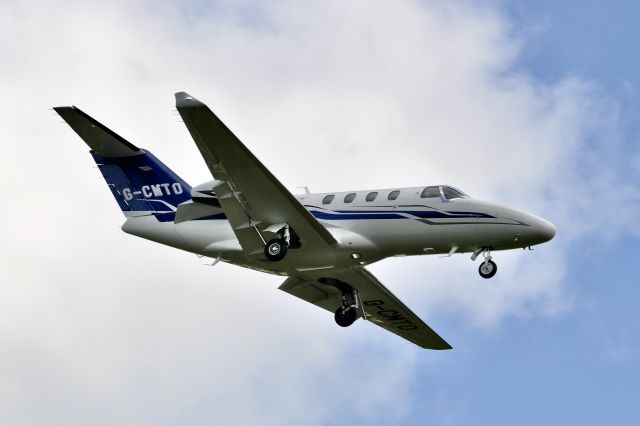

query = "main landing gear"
[472, 248, 498, 279]
[335, 305, 358, 327]
[334, 288, 360, 327]
[317, 277, 362, 328]
[264, 238, 287, 261]
[264, 225, 298, 262]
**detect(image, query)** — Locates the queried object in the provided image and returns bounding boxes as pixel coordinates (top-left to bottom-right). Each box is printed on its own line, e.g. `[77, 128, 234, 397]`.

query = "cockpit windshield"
[421, 185, 469, 200]
[441, 186, 468, 200]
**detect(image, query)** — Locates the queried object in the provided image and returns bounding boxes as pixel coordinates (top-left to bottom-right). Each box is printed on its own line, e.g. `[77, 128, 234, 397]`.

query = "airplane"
[54, 92, 556, 350]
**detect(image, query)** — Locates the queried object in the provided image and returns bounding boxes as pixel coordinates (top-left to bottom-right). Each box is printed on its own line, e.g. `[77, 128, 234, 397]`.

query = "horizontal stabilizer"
[54, 106, 141, 157]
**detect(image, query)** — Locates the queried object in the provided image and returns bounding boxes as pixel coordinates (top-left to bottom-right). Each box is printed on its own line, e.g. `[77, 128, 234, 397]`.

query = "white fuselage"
[121, 185, 556, 276]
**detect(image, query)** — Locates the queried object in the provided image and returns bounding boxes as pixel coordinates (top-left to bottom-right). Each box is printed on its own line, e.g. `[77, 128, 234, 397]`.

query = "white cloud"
[0, 0, 635, 424]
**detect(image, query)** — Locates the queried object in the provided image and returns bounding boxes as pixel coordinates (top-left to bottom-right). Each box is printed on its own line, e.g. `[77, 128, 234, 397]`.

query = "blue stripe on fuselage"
[150, 205, 495, 222]
[305, 207, 495, 220]
[310, 211, 406, 220]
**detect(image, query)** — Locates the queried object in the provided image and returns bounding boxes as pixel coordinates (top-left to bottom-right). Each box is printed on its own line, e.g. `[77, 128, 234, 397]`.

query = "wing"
[175, 92, 337, 261]
[280, 268, 452, 350]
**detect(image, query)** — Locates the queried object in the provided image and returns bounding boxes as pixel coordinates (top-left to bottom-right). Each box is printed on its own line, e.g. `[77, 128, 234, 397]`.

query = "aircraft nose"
[530, 215, 556, 244]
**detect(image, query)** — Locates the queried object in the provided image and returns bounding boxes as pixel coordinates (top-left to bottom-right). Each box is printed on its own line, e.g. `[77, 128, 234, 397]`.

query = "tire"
[334, 306, 357, 327]
[479, 259, 497, 279]
[264, 238, 287, 261]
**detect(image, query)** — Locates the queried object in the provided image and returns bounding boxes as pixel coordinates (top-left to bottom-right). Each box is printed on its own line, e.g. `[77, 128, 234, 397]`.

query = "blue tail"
[55, 106, 192, 219]
[92, 151, 191, 218]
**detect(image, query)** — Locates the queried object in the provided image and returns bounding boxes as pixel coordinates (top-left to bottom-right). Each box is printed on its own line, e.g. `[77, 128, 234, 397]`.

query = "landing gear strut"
[334, 289, 360, 327]
[475, 248, 497, 279]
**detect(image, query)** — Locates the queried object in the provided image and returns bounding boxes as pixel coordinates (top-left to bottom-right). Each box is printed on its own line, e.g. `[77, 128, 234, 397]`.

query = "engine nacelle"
[190, 179, 225, 201]
[174, 179, 226, 223]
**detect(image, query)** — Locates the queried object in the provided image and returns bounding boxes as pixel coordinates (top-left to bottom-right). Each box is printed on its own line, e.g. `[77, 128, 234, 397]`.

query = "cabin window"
[388, 190, 400, 201]
[366, 191, 378, 202]
[322, 194, 335, 205]
[344, 193, 356, 203]
[442, 186, 466, 200]
[420, 186, 441, 198]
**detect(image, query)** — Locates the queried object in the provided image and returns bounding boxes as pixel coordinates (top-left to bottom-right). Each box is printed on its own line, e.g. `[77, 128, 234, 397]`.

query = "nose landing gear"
[479, 258, 497, 279]
[473, 248, 498, 279]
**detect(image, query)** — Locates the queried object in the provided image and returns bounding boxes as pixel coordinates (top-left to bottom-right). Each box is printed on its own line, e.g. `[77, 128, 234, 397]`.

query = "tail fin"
[54, 106, 192, 219]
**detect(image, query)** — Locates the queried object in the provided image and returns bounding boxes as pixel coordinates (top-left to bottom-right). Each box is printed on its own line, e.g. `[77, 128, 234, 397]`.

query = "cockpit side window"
[420, 186, 441, 198]
[344, 193, 356, 203]
[322, 194, 335, 205]
[388, 190, 400, 200]
[442, 186, 466, 200]
[366, 191, 378, 202]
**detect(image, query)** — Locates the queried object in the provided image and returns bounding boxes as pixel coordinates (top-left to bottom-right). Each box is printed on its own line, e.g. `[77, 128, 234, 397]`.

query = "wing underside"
[280, 268, 452, 350]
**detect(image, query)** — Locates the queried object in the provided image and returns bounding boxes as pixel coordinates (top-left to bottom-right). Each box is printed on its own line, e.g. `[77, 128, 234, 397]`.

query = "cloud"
[0, 0, 635, 424]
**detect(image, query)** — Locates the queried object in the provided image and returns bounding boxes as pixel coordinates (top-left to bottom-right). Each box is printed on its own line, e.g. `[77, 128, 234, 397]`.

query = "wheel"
[479, 259, 497, 279]
[264, 238, 287, 261]
[334, 306, 357, 327]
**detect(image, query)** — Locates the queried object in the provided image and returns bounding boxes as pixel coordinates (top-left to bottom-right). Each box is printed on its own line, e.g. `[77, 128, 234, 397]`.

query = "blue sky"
[1, 1, 639, 425]
[408, 2, 640, 424]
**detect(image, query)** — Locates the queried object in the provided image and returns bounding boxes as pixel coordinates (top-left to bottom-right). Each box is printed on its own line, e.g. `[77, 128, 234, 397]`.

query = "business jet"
[54, 92, 555, 350]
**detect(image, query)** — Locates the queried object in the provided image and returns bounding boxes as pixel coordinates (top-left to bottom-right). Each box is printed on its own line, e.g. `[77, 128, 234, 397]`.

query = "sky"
[0, 0, 639, 424]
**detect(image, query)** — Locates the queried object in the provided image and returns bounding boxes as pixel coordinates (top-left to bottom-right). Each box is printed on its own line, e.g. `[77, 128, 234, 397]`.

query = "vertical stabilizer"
[55, 106, 192, 220]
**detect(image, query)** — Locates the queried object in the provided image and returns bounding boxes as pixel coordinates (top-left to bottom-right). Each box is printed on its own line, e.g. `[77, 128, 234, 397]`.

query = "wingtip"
[440, 339, 453, 350]
[422, 339, 453, 350]
[175, 91, 204, 108]
[52, 105, 73, 114]
[424, 343, 453, 350]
